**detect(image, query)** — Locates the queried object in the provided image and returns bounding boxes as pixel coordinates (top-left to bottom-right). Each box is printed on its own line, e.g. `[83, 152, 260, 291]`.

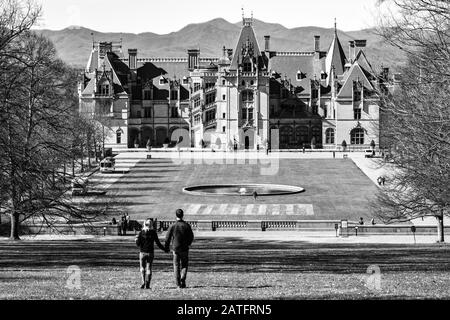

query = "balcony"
[204, 102, 216, 110]
[204, 118, 217, 129]
[205, 86, 216, 93]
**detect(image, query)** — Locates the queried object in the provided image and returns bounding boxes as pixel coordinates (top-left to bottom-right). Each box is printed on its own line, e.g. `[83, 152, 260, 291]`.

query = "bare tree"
[0, 9, 113, 239]
[374, 0, 450, 242]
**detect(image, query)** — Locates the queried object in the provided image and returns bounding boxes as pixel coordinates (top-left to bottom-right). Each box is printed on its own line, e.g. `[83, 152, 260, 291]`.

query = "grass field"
[90, 158, 378, 221]
[0, 237, 448, 299]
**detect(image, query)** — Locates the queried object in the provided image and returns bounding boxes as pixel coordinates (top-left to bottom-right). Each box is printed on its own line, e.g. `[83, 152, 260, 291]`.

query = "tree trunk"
[87, 134, 91, 169]
[436, 212, 444, 243]
[10, 211, 20, 240]
[80, 142, 84, 173]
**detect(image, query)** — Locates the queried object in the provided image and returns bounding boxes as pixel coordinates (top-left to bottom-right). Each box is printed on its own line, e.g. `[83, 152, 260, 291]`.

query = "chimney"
[354, 40, 367, 48]
[354, 40, 367, 59]
[264, 35, 271, 52]
[98, 42, 112, 59]
[314, 35, 320, 52]
[348, 41, 355, 62]
[187, 49, 200, 70]
[128, 49, 138, 70]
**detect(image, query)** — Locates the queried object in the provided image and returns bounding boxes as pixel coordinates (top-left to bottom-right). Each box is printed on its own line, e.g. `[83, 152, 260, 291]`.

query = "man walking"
[165, 209, 194, 289]
[135, 218, 167, 289]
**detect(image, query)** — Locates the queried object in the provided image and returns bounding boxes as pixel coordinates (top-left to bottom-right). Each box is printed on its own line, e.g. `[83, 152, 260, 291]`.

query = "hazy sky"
[37, 0, 384, 34]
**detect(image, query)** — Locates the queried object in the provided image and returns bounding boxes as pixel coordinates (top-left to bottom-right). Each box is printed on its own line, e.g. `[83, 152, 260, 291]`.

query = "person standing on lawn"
[165, 209, 194, 289]
[135, 218, 168, 289]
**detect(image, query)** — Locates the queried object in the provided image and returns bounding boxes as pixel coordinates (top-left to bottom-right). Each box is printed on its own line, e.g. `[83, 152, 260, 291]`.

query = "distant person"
[381, 176, 386, 186]
[111, 218, 117, 225]
[135, 218, 167, 289]
[253, 191, 258, 202]
[121, 215, 127, 236]
[371, 218, 376, 225]
[165, 209, 194, 289]
[126, 213, 131, 231]
[359, 217, 364, 225]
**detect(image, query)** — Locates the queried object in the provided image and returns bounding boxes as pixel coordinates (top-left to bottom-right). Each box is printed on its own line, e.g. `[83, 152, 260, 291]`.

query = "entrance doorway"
[245, 136, 250, 150]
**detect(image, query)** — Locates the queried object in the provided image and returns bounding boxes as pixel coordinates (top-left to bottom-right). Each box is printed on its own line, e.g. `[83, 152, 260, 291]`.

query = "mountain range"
[35, 18, 405, 72]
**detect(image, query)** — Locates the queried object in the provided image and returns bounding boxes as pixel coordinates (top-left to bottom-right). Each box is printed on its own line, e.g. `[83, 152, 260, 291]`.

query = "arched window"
[243, 58, 252, 72]
[325, 128, 335, 144]
[280, 126, 294, 147]
[242, 90, 254, 102]
[296, 126, 309, 144]
[351, 128, 365, 145]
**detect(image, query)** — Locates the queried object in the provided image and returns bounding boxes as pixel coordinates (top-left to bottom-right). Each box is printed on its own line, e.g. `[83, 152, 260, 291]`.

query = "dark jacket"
[136, 229, 165, 254]
[165, 220, 194, 253]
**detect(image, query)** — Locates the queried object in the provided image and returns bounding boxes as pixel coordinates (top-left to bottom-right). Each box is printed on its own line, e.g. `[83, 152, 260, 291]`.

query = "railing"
[262, 221, 298, 229]
[212, 221, 247, 229]
[274, 51, 315, 57]
[158, 220, 198, 231]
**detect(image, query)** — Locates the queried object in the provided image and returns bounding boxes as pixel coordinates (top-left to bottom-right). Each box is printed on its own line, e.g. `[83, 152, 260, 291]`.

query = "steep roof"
[354, 49, 377, 79]
[325, 31, 347, 84]
[268, 53, 324, 96]
[337, 61, 374, 98]
[86, 48, 98, 73]
[82, 52, 129, 96]
[230, 21, 263, 70]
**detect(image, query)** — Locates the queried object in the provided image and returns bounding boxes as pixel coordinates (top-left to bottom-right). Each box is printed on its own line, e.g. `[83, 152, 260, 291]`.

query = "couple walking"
[135, 209, 194, 290]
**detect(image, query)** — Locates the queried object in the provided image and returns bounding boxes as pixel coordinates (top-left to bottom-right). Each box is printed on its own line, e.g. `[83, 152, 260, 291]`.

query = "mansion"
[78, 17, 392, 150]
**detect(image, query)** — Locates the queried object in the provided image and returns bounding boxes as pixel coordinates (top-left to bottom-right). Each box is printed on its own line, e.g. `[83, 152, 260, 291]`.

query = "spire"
[231, 12, 262, 69]
[325, 19, 347, 84]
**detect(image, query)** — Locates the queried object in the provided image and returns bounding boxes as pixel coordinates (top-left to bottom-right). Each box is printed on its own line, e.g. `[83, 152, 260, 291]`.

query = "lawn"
[0, 237, 448, 299]
[89, 158, 378, 221]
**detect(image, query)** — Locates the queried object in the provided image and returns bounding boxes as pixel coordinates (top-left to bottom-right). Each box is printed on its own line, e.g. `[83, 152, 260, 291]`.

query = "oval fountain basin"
[183, 184, 305, 196]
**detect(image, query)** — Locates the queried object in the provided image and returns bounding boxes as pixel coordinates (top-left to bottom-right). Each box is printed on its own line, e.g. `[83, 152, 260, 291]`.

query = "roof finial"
[242, 7, 245, 25]
[251, 11, 253, 22]
[334, 18, 337, 35]
[91, 32, 95, 49]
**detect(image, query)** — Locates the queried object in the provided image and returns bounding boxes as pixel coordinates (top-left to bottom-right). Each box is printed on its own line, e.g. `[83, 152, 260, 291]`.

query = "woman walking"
[135, 218, 168, 289]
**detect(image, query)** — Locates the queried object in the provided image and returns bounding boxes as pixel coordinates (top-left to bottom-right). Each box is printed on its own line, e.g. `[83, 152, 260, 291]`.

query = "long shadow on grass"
[0, 238, 448, 274]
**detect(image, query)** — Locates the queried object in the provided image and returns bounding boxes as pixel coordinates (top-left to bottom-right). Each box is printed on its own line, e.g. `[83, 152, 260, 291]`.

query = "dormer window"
[159, 77, 166, 85]
[182, 77, 189, 85]
[321, 71, 327, 80]
[100, 83, 110, 95]
[297, 71, 306, 81]
[243, 57, 252, 72]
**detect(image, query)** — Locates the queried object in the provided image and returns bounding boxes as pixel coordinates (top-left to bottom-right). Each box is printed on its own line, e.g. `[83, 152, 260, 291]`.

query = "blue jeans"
[173, 251, 189, 287]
